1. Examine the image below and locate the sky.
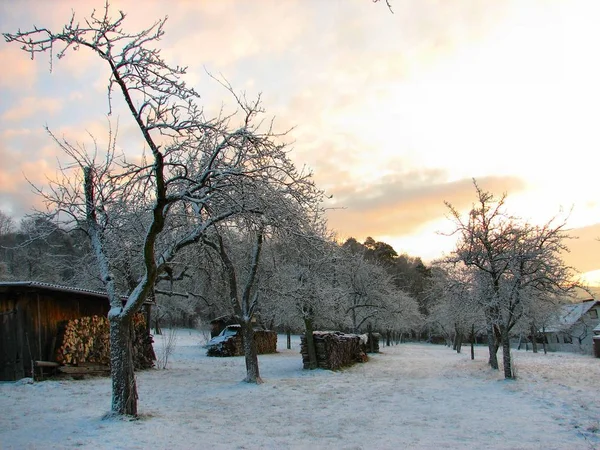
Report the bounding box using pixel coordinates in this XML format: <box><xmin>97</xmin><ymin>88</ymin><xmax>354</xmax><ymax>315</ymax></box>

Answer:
<box><xmin>1</xmin><ymin>0</ymin><xmax>600</xmax><ymax>284</ymax></box>
<box><xmin>2</xmin><ymin>329</ymin><xmax>600</xmax><ymax>448</ymax></box>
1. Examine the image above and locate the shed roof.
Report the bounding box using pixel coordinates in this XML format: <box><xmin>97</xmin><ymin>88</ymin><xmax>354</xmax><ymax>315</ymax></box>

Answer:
<box><xmin>0</xmin><ymin>281</ymin><xmax>154</xmax><ymax>304</ymax></box>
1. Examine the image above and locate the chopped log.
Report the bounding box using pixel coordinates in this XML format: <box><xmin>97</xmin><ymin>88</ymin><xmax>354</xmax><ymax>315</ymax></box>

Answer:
<box><xmin>34</xmin><ymin>361</ymin><xmax>61</xmax><ymax>368</ymax></box>
<box><xmin>58</xmin><ymin>364</ymin><xmax>110</xmax><ymax>376</ymax></box>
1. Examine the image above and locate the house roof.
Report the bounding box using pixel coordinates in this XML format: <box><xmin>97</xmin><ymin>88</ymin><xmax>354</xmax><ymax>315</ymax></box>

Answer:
<box><xmin>545</xmin><ymin>299</ymin><xmax>599</xmax><ymax>333</ymax></box>
<box><xmin>0</xmin><ymin>281</ymin><xmax>154</xmax><ymax>304</ymax></box>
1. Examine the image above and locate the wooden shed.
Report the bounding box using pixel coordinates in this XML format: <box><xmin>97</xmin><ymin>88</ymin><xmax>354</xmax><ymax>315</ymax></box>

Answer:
<box><xmin>0</xmin><ymin>281</ymin><xmax>153</xmax><ymax>381</ymax></box>
<box><xmin>209</xmin><ymin>315</ymin><xmax>239</xmax><ymax>338</ymax></box>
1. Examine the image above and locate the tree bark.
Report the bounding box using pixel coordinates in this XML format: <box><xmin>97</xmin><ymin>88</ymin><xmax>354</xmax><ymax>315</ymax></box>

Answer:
<box><xmin>454</xmin><ymin>323</ymin><xmax>463</xmax><ymax>353</ymax></box>
<box><xmin>486</xmin><ymin>321</ymin><xmax>500</xmax><ymax>370</ymax></box>
<box><xmin>530</xmin><ymin>323</ymin><xmax>538</xmax><ymax>353</ymax></box>
<box><xmin>240</xmin><ymin>320</ymin><xmax>262</xmax><ymax>384</ymax></box>
<box><xmin>501</xmin><ymin>325</ymin><xmax>513</xmax><ymax>379</ymax></box>
<box><xmin>470</xmin><ymin>324</ymin><xmax>475</xmax><ymax>360</ymax></box>
<box><xmin>286</xmin><ymin>327</ymin><xmax>291</xmax><ymax>350</ymax></box>
<box><xmin>303</xmin><ymin>317</ymin><xmax>317</xmax><ymax>370</ymax></box>
<box><xmin>542</xmin><ymin>325</ymin><xmax>547</xmax><ymax>355</ymax></box>
<box><xmin>108</xmin><ymin>314</ymin><xmax>137</xmax><ymax>417</ymax></box>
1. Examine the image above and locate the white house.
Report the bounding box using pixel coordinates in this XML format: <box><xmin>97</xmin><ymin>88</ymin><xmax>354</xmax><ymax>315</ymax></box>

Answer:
<box><xmin>542</xmin><ymin>299</ymin><xmax>600</xmax><ymax>354</ymax></box>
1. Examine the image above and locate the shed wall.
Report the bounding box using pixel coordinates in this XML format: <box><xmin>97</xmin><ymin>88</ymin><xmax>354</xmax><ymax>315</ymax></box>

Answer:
<box><xmin>0</xmin><ymin>290</ymin><xmax>109</xmax><ymax>380</ymax></box>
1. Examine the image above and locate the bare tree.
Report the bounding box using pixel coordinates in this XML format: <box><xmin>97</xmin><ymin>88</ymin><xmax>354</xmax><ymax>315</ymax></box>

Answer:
<box><xmin>428</xmin><ymin>262</ymin><xmax>486</xmax><ymax>357</ymax></box>
<box><xmin>202</xmin><ymin>225</ymin><xmax>266</xmax><ymax>382</ymax></box>
<box><xmin>267</xmin><ymin>230</ymin><xmax>341</xmax><ymax>369</ymax></box>
<box><xmin>4</xmin><ymin>4</ymin><xmax>321</xmax><ymax>415</ymax></box>
<box><xmin>445</xmin><ymin>180</ymin><xmax>577</xmax><ymax>378</ymax></box>
<box><xmin>373</xmin><ymin>0</ymin><xmax>394</xmax><ymax>13</ymax></box>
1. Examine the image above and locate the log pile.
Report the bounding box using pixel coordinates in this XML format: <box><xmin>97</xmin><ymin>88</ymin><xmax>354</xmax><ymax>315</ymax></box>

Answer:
<box><xmin>55</xmin><ymin>315</ymin><xmax>110</xmax><ymax>366</ymax></box>
<box><xmin>131</xmin><ymin>313</ymin><xmax>156</xmax><ymax>370</ymax></box>
<box><xmin>55</xmin><ymin>313</ymin><xmax>155</xmax><ymax>371</ymax></box>
<box><xmin>206</xmin><ymin>335</ymin><xmax>241</xmax><ymax>357</ymax></box>
<box><xmin>206</xmin><ymin>329</ymin><xmax>277</xmax><ymax>357</ymax></box>
<box><xmin>254</xmin><ymin>330</ymin><xmax>277</xmax><ymax>355</ymax></box>
<box><xmin>300</xmin><ymin>331</ymin><xmax>368</xmax><ymax>370</ymax></box>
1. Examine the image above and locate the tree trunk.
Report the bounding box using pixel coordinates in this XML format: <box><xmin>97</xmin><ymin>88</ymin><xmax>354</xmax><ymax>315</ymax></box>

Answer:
<box><xmin>454</xmin><ymin>323</ymin><xmax>463</xmax><ymax>353</ymax></box>
<box><xmin>530</xmin><ymin>323</ymin><xmax>538</xmax><ymax>353</ymax></box>
<box><xmin>542</xmin><ymin>326</ymin><xmax>547</xmax><ymax>355</ymax></box>
<box><xmin>240</xmin><ymin>321</ymin><xmax>262</xmax><ymax>384</ymax></box>
<box><xmin>486</xmin><ymin>321</ymin><xmax>499</xmax><ymax>370</ymax></box>
<box><xmin>286</xmin><ymin>327</ymin><xmax>291</xmax><ymax>350</ymax></box>
<box><xmin>108</xmin><ymin>314</ymin><xmax>138</xmax><ymax>417</ymax></box>
<box><xmin>303</xmin><ymin>317</ymin><xmax>317</xmax><ymax>370</ymax></box>
<box><xmin>470</xmin><ymin>324</ymin><xmax>475</xmax><ymax>360</ymax></box>
<box><xmin>501</xmin><ymin>326</ymin><xmax>513</xmax><ymax>379</ymax></box>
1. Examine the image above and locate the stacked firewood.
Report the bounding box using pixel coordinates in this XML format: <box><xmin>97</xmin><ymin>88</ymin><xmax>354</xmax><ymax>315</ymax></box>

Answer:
<box><xmin>55</xmin><ymin>313</ymin><xmax>155</xmax><ymax>370</ymax></box>
<box><xmin>206</xmin><ymin>335</ymin><xmax>241</xmax><ymax>357</ymax></box>
<box><xmin>254</xmin><ymin>330</ymin><xmax>277</xmax><ymax>354</ymax></box>
<box><xmin>55</xmin><ymin>315</ymin><xmax>110</xmax><ymax>366</ymax></box>
<box><xmin>131</xmin><ymin>313</ymin><xmax>156</xmax><ymax>369</ymax></box>
<box><xmin>206</xmin><ymin>329</ymin><xmax>277</xmax><ymax>357</ymax></box>
<box><xmin>300</xmin><ymin>331</ymin><xmax>368</xmax><ymax>370</ymax></box>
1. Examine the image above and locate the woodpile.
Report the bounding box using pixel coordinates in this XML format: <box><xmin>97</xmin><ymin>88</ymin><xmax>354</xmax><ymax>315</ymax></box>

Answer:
<box><xmin>206</xmin><ymin>334</ymin><xmax>241</xmax><ymax>357</ymax></box>
<box><xmin>206</xmin><ymin>329</ymin><xmax>277</xmax><ymax>357</ymax></box>
<box><xmin>131</xmin><ymin>313</ymin><xmax>156</xmax><ymax>370</ymax></box>
<box><xmin>55</xmin><ymin>315</ymin><xmax>110</xmax><ymax>366</ymax></box>
<box><xmin>254</xmin><ymin>330</ymin><xmax>277</xmax><ymax>355</ymax></box>
<box><xmin>55</xmin><ymin>313</ymin><xmax>155</xmax><ymax>371</ymax></box>
<box><xmin>300</xmin><ymin>331</ymin><xmax>368</xmax><ymax>370</ymax></box>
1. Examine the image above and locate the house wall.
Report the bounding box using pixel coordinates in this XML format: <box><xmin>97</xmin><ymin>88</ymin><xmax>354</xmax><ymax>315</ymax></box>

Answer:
<box><xmin>544</xmin><ymin>306</ymin><xmax>600</xmax><ymax>354</ymax></box>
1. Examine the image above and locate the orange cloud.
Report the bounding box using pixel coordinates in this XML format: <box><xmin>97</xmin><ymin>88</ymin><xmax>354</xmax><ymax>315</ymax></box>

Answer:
<box><xmin>325</xmin><ymin>175</ymin><xmax>527</xmax><ymax>239</ymax></box>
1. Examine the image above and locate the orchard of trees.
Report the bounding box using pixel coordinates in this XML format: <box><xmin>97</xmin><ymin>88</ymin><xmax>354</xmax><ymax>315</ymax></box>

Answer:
<box><xmin>1</xmin><ymin>3</ymin><xmax>580</xmax><ymax>418</ymax></box>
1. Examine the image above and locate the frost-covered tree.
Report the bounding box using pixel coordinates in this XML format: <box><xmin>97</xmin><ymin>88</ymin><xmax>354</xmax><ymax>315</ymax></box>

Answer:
<box><xmin>427</xmin><ymin>263</ymin><xmax>486</xmax><ymax>358</ymax></box>
<box><xmin>445</xmin><ymin>180</ymin><xmax>577</xmax><ymax>378</ymax></box>
<box><xmin>0</xmin><ymin>211</ymin><xmax>14</xmax><ymax>237</ymax></box>
<box><xmin>261</xmin><ymin>222</ymin><xmax>339</xmax><ymax>369</ymax></box>
<box><xmin>4</xmin><ymin>4</ymin><xmax>321</xmax><ymax>415</ymax></box>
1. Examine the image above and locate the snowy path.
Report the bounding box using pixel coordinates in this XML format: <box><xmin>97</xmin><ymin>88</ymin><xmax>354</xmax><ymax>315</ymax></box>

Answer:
<box><xmin>1</xmin><ymin>330</ymin><xmax>599</xmax><ymax>449</ymax></box>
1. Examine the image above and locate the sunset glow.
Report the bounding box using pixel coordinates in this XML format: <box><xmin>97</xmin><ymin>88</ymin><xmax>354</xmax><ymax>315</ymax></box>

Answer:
<box><xmin>1</xmin><ymin>0</ymin><xmax>599</xmax><ymax>283</ymax></box>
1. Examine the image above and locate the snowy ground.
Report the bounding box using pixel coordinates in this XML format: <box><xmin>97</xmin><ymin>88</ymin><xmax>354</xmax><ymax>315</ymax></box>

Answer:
<box><xmin>2</xmin><ymin>329</ymin><xmax>600</xmax><ymax>450</ymax></box>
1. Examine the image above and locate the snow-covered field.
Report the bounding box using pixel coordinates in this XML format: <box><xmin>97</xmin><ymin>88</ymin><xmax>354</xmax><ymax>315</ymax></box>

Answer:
<box><xmin>2</xmin><ymin>329</ymin><xmax>600</xmax><ymax>450</ymax></box>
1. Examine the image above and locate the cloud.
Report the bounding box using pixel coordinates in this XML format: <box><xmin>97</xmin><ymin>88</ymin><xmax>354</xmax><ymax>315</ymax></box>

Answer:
<box><xmin>0</xmin><ymin>46</ymin><xmax>38</xmax><ymax>89</ymax></box>
<box><xmin>0</xmin><ymin>131</ymin><xmax>54</xmax><ymax>218</ymax></box>
<box><xmin>325</xmin><ymin>175</ymin><xmax>527</xmax><ymax>239</ymax></box>
<box><xmin>2</xmin><ymin>97</ymin><xmax>64</xmax><ymax>122</ymax></box>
